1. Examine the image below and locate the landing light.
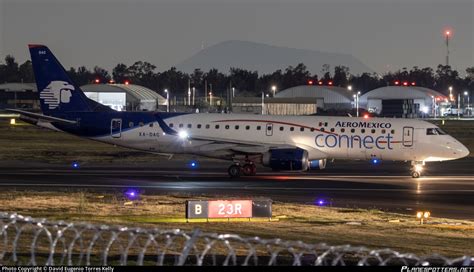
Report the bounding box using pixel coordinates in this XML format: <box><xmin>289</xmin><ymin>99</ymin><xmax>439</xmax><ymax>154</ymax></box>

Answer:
<box><xmin>363</xmin><ymin>114</ymin><xmax>369</xmax><ymax>119</ymax></box>
<box><xmin>178</xmin><ymin>130</ymin><xmax>189</xmax><ymax>139</ymax></box>
<box><xmin>414</xmin><ymin>165</ymin><xmax>423</xmax><ymax>172</ymax></box>
<box><xmin>10</xmin><ymin>118</ymin><xmax>16</xmax><ymax>125</ymax></box>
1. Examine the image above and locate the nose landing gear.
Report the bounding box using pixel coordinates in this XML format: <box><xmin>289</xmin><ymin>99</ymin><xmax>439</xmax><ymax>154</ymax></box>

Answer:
<box><xmin>411</xmin><ymin>161</ymin><xmax>424</xmax><ymax>178</ymax></box>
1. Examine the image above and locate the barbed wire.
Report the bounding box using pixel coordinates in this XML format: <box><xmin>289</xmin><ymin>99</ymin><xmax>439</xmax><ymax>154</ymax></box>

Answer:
<box><xmin>0</xmin><ymin>212</ymin><xmax>472</xmax><ymax>266</ymax></box>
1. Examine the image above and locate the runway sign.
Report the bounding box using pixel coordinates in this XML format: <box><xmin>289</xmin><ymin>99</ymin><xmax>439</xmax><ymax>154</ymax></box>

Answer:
<box><xmin>186</xmin><ymin>199</ymin><xmax>272</xmax><ymax>219</ymax></box>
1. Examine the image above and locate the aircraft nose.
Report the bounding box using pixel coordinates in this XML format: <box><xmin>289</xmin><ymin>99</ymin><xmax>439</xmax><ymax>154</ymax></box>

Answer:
<box><xmin>458</xmin><ymin>143</ymin><xmax>470</xmax><ymax>159</ymax></box>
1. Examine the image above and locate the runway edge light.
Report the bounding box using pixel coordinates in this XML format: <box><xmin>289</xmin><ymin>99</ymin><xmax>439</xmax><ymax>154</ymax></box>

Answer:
<box><xmin>416</xmin><ymin>211</ymin><xmax>431</xmax><ymax>225</ymax></box>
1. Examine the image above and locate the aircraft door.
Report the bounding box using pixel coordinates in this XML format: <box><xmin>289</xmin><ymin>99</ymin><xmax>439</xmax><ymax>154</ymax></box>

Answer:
<box><xmin>266</xmin><ymin>123</ymin><xmax>273</xmax><ymax>136</ymax></box>
<box><xmin>402</xmin><ymin>126</ymin><xmax>414</xmax><ymax>147</ymax></box>
<box><xmin>111</xmin><ymin>119</ymin><xmax>122</xmax><ymax>138</ymax></box>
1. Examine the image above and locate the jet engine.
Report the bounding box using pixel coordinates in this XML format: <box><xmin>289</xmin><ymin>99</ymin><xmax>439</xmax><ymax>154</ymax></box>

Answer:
<box><xmin>308</xmin><ymin>159</ymin><xmax>327</xmax><ymax>170</ymax></box>
<box><xmin>262</xmin><ymin>148</ymin><xmax>309</xmax><ymax>171</ymax></box>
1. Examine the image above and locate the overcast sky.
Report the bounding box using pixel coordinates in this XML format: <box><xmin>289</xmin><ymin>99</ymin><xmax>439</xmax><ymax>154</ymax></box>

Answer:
<box><xmin>1</xmin><ymin>0</ymin><xmax>472</xmax><ymax>75</ymax></box>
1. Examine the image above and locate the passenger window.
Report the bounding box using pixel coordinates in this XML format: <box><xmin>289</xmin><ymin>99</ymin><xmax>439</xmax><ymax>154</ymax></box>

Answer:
<box><xmin>129</xmin><ymin>122</ymin><xmax>134</xmax><ymax>128</ymax></box>
<box><xmin>235</xmin><ymin>125</ymin><xmax>239</xmax><ymax>130</ymax></box>
<box><xmin>215</xmin><ymin>125</ymin><xmax>220</xmax><ymax>129</ymax></box>
<box><xmin>279</xmin><ymin>127</ymin><xmax>284</xmax><ymax>131</ymax></box>
<box><xmin>324</xmin><ymin>122</ymin><xmax>328</xmax><ymax>127</ymax></box>
<box><xmin>267</xmin><ymin>126</ymin><xmax>272</xmax><ymax>131</ymax></box>
<box><xmin>205</xmin><ymin>124</ymin><xmax>210</xmax><ymax>129</ymax></box>
<box><xmin>381</xmin><ymin>129</ymin><xmax>386</xmax><ymax>134</ymax></box>
<box><xmin>371</xmin><ymin>129</ymin><xmax>376</xmax><ymax>134</ymax></box>
<box><xmin>257</xmin><ymin>126</ymin><xmax>261</xmax><ymax>130</ymax></box>
<box><xmin>290</xmin><ymin>127</ymin><xmax>294</xmax><ymax>131</ymax></box>
<box><xmin>225</xmin><ymin>125</ymin><xmax>230</xmax><ymax>129</ymax></box>
<box><xmin>361</xmin><ymin>129</ymin><xmax>366</xmax><ymax>133</ymax></box>
<box><xmin>179</xmin><ymin>124</ymin><xmax>183</xmax><ymax>128</ymax></box>
<box><xmin>318</xmin><ymin>122</ymin><xmax>323</xmax><ymax>127</ymax></box>
<box><xmin>391</xmin><ymin>129</ymin><xmax>395</xmax><ymax>134</ymax></box>
<box><xmin>320</xmin><ymin>128</ymin><xmax>325</xmax><ymax>132</ymax></box>
<box><xmin>197</xmin><ymin>124</ymin><xmax>202</xmax><ymax>129</ymax></box>
<box><xmin>245</xmin><ymin>125</ymin><xmax>250</xmax><ymax>130</ymax></box>
<box><xmin>187</xmin><ymin>124</ymin><xmax>192</xmax><ymax>128</ymax></box>
<box><xmin>310</xmin><ymin>128</ymin><xmax>315</xmax><ymax>132</ymax></box>
<box><xmin>341</xmin><ymin>128</ymin><xmax>345</xmax><ymax>133</ymax></box>
<box><xmin>169</xmin><ymin>123</ymin><xmax>174</xmax><ymax>128</ymax></box>
<box><xmin>330</xmin><ymin>128</ymin><xmax>335</xmax><ymax>132</ymax></box>
<box><xmin>139</xmin><ymin>122</ymin><xmax>144</xmax><ymax>127</ymax></box>
<box><xmin>149</xmin><ymin>123</ymin><xmax>153</xmax><ymax>128</ymax></box>
<box><xmin>300</xmin><ymin>127</ymin><xmax>304</xmax><ymax>132</ymax></box>
<box><xmin>351</xmin><ymin>129</ymin><xmax>355</xmax><ymax>133</ymax></box>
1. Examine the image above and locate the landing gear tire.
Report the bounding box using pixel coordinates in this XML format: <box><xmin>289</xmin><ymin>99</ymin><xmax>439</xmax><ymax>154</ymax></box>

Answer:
<box><xmin>228</xmin><ymin>164</ymin><xmax>241</xmax><ymax>178</ymax></box>
<box><xmin>242</xmin><ymin>163</ymin><xmax>257</xmax><ymax>176</ymax></box>
<box><xmin>411</xmin><ymin>171</ymin><xmax>421</xmax><ymax>178</ymax></box>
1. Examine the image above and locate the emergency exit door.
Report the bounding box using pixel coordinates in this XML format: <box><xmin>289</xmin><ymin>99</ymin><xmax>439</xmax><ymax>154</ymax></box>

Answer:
<box><xmin>266</xmin><ymin>123</ymin><xmax>273</xmax><ymax>136</ymax></box>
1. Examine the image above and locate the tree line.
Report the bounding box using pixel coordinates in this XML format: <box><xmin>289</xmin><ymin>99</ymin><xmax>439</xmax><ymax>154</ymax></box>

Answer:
<box><xmin>1</xmin><ymin>55</ymin><xmax>473</xmax><ymax>98</ymax></box>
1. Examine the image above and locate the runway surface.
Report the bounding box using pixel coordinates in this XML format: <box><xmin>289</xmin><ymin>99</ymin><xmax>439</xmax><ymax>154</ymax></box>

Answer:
<box><xmin>0</xmin><ymin>158</ymin><xmax>473</xmax><ymax>220</ymax></box>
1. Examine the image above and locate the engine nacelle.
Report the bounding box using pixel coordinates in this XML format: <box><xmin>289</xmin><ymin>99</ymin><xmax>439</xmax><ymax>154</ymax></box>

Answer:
<box><xmin>262</xmin><ymin>148</ymin><xmax>309</xmax><ymax>171</ymax></box>
<box><xmin>308</xmin><ymin>159</ymin><xmax>327</xmax><ymax>170</ymax></box>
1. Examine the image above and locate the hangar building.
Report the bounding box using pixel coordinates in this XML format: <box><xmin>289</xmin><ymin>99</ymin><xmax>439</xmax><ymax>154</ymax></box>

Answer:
<box><xmin>275</xmin><ymin>85</ymin><xmax>354</xmax><ymax>112</ymax></box>
<box><xmin>81</xmin><ymin>84</ymin><xmax>166</xmax><ymax>111</ymax></box>
<box><xmin>0</xmin><ymin>83</ymin><xmax>39</xmax><ymax>110</ymax></box>
<box><xmin>359</xmin><ymin>86</ymin><xmax>447</xmax><ymax>118</ymax></box>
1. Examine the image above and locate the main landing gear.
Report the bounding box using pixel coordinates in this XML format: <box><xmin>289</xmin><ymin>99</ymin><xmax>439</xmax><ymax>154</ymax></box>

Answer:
<box><xmin>411</xmin><ymin>161</ymin><xmax>424</xmax><ymax>178</ymax></box>
<box><xmin>228</xmin><ymin>161</ymin><xmax>257</xmax><ymax>178</ymax></box>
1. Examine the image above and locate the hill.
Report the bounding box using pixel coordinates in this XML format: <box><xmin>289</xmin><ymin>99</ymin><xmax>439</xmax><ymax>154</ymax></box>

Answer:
<box><xmin>176</xmin><ymin>40</ymin><xmax>374</xmax><ymax>75</ymax></box>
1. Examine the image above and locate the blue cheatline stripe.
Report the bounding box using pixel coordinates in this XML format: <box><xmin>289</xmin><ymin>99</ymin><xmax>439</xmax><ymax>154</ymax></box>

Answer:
<box><xmin>51</xmin><ymin>111</ymin><xmax>186</xmax><ymax>138</ymax></box>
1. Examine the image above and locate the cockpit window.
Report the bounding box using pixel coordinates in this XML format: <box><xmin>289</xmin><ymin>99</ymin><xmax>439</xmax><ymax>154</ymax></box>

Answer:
<box><xmin>427</xmin><ymin>128</ymin><xmax>447</xmax><ymax>135</ymax></box>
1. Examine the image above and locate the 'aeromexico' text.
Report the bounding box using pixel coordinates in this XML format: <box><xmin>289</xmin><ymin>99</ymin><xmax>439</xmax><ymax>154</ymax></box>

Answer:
<box><xmin>335</xmin><ymin>121</ymin><xmax>392</xmax><ymax>129</ymax></box>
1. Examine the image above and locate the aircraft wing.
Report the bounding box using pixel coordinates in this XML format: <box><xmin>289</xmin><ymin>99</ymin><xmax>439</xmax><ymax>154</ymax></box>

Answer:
<box><xmin>6</xmin><ymin>109</ymin><xmax>77</xmax><ymax>125</ymax></box>
<box><xmin>188</xmin><ymin>135</ymin><xmax>327</xmax><ymax>158</ymax></box>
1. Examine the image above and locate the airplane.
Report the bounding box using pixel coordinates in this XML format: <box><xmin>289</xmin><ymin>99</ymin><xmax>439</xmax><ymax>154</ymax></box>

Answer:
<box><xmin>9</xmin><ymin>45</ymin><xmax>470</xmax><ymax>178</ymax></box>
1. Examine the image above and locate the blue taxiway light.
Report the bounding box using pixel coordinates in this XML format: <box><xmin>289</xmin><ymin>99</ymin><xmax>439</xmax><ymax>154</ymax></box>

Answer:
<box><xmin>124</xmin><ymin>189</ymin><xmax>140</xmax><ymax>200</ymax></box>
<box><xmin>72</xmin><ymin>162</ymin><xmax>80</xmax><ymax>169</ymax></box>
<box><xmin>188</xmin><ymin>160</ymin><xmax>199</xmax><ymax>169</ymax></box>
<box><xmin>316</xmin><ymin>199</ymin><xmax>326</xmax><ymax>206</ymax></box>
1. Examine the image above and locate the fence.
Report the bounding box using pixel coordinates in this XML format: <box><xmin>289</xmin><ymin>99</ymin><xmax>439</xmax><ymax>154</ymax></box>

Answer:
<box><xmin>0</xmin><ymin>212</ymin><xmax>472</xmax><ymax>266</ymax></box>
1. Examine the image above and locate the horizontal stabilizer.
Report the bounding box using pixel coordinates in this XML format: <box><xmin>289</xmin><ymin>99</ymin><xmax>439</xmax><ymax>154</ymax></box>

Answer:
<box><xmin>6</xmin><ymin>109</ymin><xmax>77</xmax><ymax>125</ymax></box>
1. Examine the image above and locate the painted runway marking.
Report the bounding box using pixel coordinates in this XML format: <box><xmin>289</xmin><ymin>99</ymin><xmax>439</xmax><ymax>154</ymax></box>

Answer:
<box><xmin>0</xmin><ymin>183</ymin><xmax>473</xmax><ymax>193</ymax></box>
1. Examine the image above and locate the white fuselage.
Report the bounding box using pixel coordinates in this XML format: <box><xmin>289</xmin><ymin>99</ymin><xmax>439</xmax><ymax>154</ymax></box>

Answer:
<box><xmin>91</xmin><ymin>114</ymin><xmax>469</xmax><ymax>163</ymax></box>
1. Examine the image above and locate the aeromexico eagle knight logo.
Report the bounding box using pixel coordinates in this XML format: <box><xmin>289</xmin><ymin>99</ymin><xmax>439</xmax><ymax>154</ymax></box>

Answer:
<box><xmin>39</xmin><ymin>81</ymin><xmax>74</xmax><ymax>109</ymax></box>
